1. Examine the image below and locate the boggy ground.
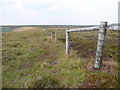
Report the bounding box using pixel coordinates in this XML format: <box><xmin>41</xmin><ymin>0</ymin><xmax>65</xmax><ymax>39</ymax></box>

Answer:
<box><xmin>2</xmin><ymin>27</ymin><xmax>119</xmax><ymax>88</ymax></box>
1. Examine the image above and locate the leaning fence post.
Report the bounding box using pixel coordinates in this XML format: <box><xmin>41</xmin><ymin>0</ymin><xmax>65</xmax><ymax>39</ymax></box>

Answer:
<box><xmin>94</xmin><ymin>21</ymin><xmax>107</xmax><ymax>69</ymax></box>
<box><xmin>66</xmin><ymin>29</ymin><xmax>70</xmax><ymax>55</ymax></box>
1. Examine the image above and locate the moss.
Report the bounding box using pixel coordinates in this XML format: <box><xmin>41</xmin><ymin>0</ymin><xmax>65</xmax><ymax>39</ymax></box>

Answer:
<box><xmin>29</xmin><ymin>75</ymin><xmax>59</xmax><ymax>88</ymax></box>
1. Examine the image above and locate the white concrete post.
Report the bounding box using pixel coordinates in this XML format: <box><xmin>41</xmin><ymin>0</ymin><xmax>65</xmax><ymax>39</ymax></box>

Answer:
<box><xmin>94</xmin><ymin>21</ymin><xmax>107</xmax><ymax>69</ymax></box>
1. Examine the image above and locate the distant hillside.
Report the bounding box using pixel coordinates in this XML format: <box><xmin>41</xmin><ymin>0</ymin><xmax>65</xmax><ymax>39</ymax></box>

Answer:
<box><xmin>1</xmin><ymin>26</ymin><xmax>23</xmax><ymax>32</ymax></box>
<box><xmin>1</xmin><ymin>23</ymin><xmax>119</xmax><ymax>32</ymax></box>
<box><xmin>1</xmin><ymin>23</ymin><xmax>120</xmax><ymax>32</ymax></box>
<box><xmin>1</xmin><ymin>25</ymin><xmax>96</xmax><ymax>32</ymax></box>
<box><xmin>108</xmin><ymin>23</ymin><xmax>120</xmax><ymax>31</ymax></box>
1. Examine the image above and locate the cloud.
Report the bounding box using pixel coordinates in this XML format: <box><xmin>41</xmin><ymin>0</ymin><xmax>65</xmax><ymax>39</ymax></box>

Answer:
<box><xmin>0</xmin><ymin>0</ymin><xmax>119</xmax><ymax>25</ymax></box>
<box><xmin>0</xmin><ymin>0</ymin><xmax>49</xmax><ymax>3</ymax></box>
<box><xmin>47</xmin><ymin>5</ymin><xmax>60</xmax><ymax>11</ymax></box>
<box><xmin>13</xmin><ymin>3</ymin><xmax>38</xmax><ymax>16</ymax></box>
<box><xmin>0</xmin><ymin>7</ymin><xmax>2</xmax><ymax>24</ymax></box>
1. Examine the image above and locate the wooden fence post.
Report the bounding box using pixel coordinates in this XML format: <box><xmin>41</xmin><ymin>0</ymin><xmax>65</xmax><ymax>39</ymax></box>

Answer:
<box><xmin>66</xmin><ymin>29</ymin><xmax>70</xmax><ymax>55</ymax></box>
<box><xmin>94</xmin><ymin>21</ymin><xmax>107</xmax><ymax>69</ymax></box>
<box><xmin>55</xmin><ymin>31</ymin><xmax>57</xmax><ymax>41</ymax></box>
<box><xmin>50</xmin><ymin>32</ymin><xmax>53</xmax><ymax>38</ymax></box>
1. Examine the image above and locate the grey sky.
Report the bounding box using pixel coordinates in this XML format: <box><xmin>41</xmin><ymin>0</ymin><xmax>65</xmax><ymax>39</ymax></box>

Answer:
<box><xmin>0</xmin><ymin>0</ymin><xmax>119</xmax><ymax>25</ymax></box>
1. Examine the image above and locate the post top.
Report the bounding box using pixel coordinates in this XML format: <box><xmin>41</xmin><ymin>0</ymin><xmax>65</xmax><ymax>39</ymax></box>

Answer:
<box><xmin>66</xmin><ymin>29</ymin><xmax>69</xmax><ymax>30</ymax></box>
<box><xmin>100</xmin><ymin>21</ymin><xmax>107</xmax><ymax>27</ymax></box>
<box><xmin>101</xmin><ymin>21</ymin><xmax>107</xmax><ymax>23</ymax></box>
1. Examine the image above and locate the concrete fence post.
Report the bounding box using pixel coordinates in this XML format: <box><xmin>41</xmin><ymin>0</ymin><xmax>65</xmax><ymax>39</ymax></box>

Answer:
<box><xmin>94</xmin><ymin>21</ymin><xmax>107</xmax><ymax>69</ymax></box>
<box><xmin>66</xmin><ymin>29</ymin><xmax>70</xmax><ymax>55</ymax></box>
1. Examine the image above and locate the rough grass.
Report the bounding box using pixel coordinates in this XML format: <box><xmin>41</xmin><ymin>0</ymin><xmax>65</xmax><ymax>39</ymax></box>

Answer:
<box><xmin>2</xmin><ymin>28</ymin><xmax>119</xmax><ymax>88</ymax></box>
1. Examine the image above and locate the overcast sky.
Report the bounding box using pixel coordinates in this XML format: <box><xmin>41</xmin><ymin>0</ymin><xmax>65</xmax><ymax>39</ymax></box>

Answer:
<box><xmin>0</xmin><ymin>0</ymin><xmax>119</xmax><ymax>25</ymax></box>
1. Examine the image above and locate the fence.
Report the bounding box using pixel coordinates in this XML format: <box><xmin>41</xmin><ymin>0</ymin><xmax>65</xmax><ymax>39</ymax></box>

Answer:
<box><xmin>66</xmin><ymin>21</ymin><xmax>120</xmax><ymax>69</ymax></box>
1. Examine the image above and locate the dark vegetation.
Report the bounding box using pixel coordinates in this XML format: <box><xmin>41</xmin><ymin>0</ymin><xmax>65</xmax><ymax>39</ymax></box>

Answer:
<box><xmin>2</xmin><ymin>26</ymin><xmax>119</xmax><ymax>88</ymax></box>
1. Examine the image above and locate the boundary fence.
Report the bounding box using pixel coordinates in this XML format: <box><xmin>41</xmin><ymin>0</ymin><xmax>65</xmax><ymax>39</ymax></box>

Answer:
<box><xmin>66</xmin><ymin>21</ymin><xmax>120</xmax><ymax>69</ymax></box>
